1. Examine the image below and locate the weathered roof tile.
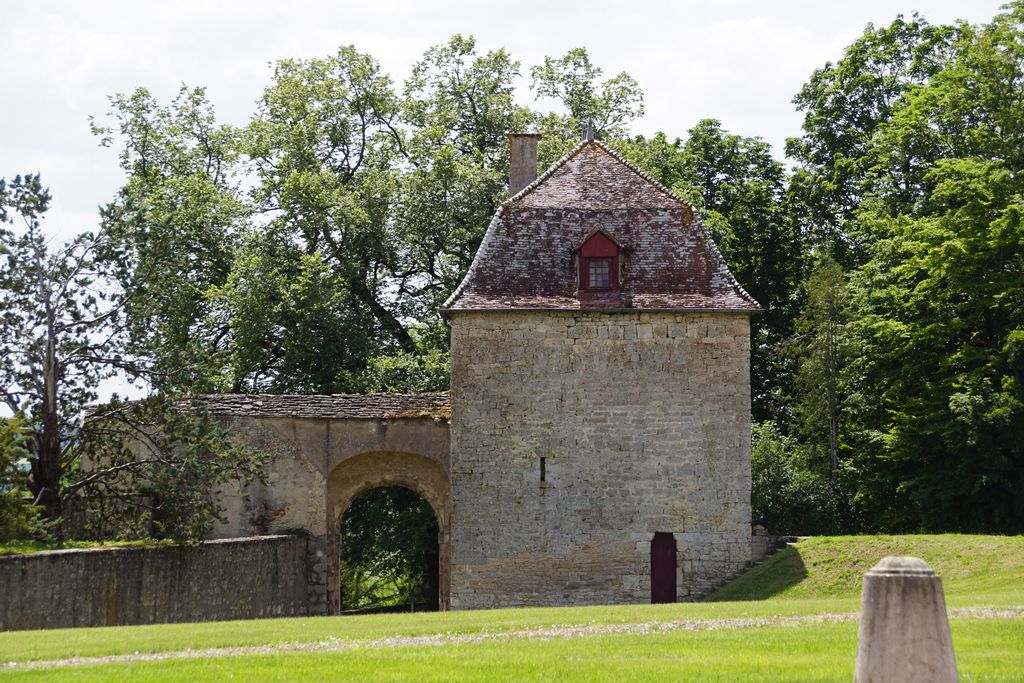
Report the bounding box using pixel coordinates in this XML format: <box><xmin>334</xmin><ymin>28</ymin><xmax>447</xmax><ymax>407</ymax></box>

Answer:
<box><xmin>194</xmin><ymin>392</ymin><xmax>451</xmax><ymax>420</ymax></box>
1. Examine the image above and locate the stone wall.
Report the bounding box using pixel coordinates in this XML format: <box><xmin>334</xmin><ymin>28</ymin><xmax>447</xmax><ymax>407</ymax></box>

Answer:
<box><xmin>449</xmin><ymin>310</ymin><xmax>752</xmax><ymax>608</ymax></box>
<box><xmin>751</xmin><ymin>534</ymin><xmax>793</xmax><ymax>564</ymax></box>
<box><xmin>210</xmin><ymin>415</ymin><xmax>449</xmax><ymax>540</ymax></box>
<box><xmin>207</xmin><ymin>413</ymin><xmax>450</xmax><ymax>612</ymax></box>
<box><xmin>0</xmin><ymin>535</ymin><xmax>313</xmax><ymax>631</ymax></box>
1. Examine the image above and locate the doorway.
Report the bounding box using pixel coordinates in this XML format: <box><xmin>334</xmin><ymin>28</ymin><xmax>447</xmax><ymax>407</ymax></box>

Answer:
<box><xmin>339</xmin><ymin>486</ymin><xmax>440</xmax><ymax>612</ymax></box>
<box><xmin>651</xmin><ymin>532</ymin><xmax>677</xmax><ymax>603</ymax></box>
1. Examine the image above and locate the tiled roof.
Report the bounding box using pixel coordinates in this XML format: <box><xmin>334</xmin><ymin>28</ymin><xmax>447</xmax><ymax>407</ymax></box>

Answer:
<box><xmin>443</xmin><ymin>140</ymin><xmax>759</xmax><ymax>313</ymax></box>
<box><xmin>193</xmin><ymin>392</ymin><xmax>451</xmax><ymax>420</ymax></box>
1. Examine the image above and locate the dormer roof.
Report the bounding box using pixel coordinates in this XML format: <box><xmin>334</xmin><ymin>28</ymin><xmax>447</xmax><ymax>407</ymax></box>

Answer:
<box><xmin>573</xmin><ymin>227</ymin><xmax>625</xmax><ymax>253</ymax></box>
<box><xmin>442</xmin><ymin>140</ymin><xmax>759</xmax><ymax>313</ymax></box>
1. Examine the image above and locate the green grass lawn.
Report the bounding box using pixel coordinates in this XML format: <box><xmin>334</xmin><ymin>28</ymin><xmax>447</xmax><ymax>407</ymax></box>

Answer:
<box><xmin>708</xmin><ymin>534</ymin><xmax>1024</xmax><ymax>605</ymax></box>
<box><xmin>1</xmin><ymin>534</ymin><xmax>1021</xmax><ymax>682</ymax></box>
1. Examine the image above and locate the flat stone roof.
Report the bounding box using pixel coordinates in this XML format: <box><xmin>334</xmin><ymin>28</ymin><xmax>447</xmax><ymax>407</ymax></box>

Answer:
<box><xmin>195</xmin><ymin>391</ymin><xmax>451</xmax><ymax>420</ymax></box>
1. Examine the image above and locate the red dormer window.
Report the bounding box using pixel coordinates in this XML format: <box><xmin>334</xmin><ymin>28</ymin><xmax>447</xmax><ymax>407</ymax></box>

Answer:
<box><xmin>578</xmin><ymin>230</ymin><xmax>620</xmax><ymax>291</ymax></box>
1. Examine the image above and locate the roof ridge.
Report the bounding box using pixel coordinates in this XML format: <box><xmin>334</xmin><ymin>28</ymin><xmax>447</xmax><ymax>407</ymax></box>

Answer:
<box><xmin>442</xmin><ymin>138</ymin><xmax>761</xmax><ymax>313</ymax></box>
<box><xmin>588</xmin><ymin>140</ymin><xmax>690</xmax><ymax>207</ymax></box>
<box><xmin>505</xmin><ymin>139</ymin><xmax>689</xmax><ymax>209</ymax></box>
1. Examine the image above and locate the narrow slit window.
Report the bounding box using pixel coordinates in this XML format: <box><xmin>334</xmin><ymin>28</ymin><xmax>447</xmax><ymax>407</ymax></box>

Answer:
<box><xmin>540</xmin><ymin>457</ymin><xmax>546</xmax><ymax>482</ymax></box>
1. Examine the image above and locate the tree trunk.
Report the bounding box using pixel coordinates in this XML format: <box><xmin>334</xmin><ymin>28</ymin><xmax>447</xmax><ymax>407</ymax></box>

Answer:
<box><xmin>349</xmin><ymin>279</ymin><xmax>416</xmax><ymax>354</ymax></box>
<box><xmin>33</xmin><ymin>278</ymin><xmax>63</xmax><ymax>523</ymax></box>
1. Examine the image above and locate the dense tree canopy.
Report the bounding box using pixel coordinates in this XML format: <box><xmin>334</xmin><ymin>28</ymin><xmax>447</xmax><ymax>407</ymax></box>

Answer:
<box><xmin>844</xmin><ymin>6</ymin><xmax>1024</xmax><ymax>531</ymax></box>
<box><xmin>786</xmin><ymin>13</ymin><xmax>960</xmax><ymax>264</ymax></box>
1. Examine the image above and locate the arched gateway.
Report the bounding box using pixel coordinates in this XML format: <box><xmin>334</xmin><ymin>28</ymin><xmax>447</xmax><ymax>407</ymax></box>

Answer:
<box><xmin>200</xmin><ymin>393</ymin><xmax>451</xmax><ymax>612</ymax></box>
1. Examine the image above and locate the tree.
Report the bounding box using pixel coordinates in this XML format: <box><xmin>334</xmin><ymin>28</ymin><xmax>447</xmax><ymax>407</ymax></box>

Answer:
<box><xmin>0</xmin><ymin>174</ymin><xmax>265</xmax><ymax>538</ymax></box>
<box><xmin>751</xmin><ymin>421</ymin><xmax>842</xmax><ymax>535</ymax></box>
<box><xmin>398</xmin><ymin>35</ymin><xmax>533</xmax><ymax>320</ymax></box>
<box><xmin>249</xmin><ymin>46</ymin><xmax>406</xmax><ymax>347</ymax></box>
<box><xmin>0</xmin><ymin>173</ymin><xmax>118</xmax><ymax>521</ymax></box>
<box><xmin>92</xmin><ymin>86</ymin><xmax>248</xmax><ymax>393</ymax></box>
<box><xmin>531</xmin><ymin>47</ymin><xmax>644</xmax><ymax>163</ymax></box>
<box><xmin>843</xmin><ymin>3</ymin><xmax>1024</xmax><ymax>532</ymax></box>
<box><xmin>789</xmin><ymin>255</ymin><xmax>851</xmax><ymax>476</ymax></box>
<box><xmin>0</xmin><ymin>415</ymin><xmax>47</xmax><ymax>540</ymax></box>
<box><xmin>786</xmin><ymin>14</ymin><xmax>960</xmax><ymax>263</ymax></box>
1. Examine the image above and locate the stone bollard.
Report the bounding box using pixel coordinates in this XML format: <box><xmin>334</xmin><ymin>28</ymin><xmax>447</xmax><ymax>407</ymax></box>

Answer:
<box><xmin>854</xmin><ymin>556</ymin><xmax>958</xmax><ymax>683</ymax></box>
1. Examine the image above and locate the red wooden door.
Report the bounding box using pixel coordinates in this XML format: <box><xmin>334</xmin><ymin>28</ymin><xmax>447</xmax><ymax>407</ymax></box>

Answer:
<box><xmin>651</xmin><ymin>532</ymin><xmax>677</xmax><ymax>603</ymax></box>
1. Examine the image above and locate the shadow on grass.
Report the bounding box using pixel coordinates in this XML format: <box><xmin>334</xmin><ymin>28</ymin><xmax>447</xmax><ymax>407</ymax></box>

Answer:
<box><xmin>704</xmin><ymin>547</ymin><xmax>809</xmax><ymax>601</ymax></box>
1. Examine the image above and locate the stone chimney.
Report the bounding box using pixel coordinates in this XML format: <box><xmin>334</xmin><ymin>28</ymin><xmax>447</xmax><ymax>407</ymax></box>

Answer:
<box><xmin>508</xmin><ymin>133</ymin><xmax>541</xmax><ymax>196</ymax></box>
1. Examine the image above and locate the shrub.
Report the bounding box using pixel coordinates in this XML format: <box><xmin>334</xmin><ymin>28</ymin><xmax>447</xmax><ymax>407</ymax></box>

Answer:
<box><xmin>751</xmin><ymin>421</ymin><xmax>844</xmax><ymax>535</ymax></box>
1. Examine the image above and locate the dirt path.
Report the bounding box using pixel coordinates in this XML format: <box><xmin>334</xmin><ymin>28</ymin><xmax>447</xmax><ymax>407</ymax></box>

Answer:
<box><xmin>4</xmin><ymin>606</ymin><xmax>1022</xmax><ymax>671</ymax></box>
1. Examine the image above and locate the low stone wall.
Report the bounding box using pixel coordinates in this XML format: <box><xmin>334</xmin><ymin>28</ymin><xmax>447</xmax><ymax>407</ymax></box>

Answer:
<box><xmin>750</xmin><ymin>534</ymin><xmax>794</xmax><ymax>564</ymax></box>
<box><xmin>0</xmin><ymin>535</ymin><xmax>314</xmax><ymax>631</ymax></box>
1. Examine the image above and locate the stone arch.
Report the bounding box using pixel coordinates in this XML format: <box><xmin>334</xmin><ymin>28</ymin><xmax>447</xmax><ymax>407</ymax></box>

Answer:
<box><xmin>326</xmin><ymin>451</ymin><xmax>450</xmax><ymax>610</ymax></box>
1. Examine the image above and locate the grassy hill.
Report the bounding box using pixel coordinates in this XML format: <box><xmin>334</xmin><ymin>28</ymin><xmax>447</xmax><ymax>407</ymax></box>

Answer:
<box><xmin>707</xmin><ymin>534</ymin><xmax>1024</xmax><ymax>604</ymax></box>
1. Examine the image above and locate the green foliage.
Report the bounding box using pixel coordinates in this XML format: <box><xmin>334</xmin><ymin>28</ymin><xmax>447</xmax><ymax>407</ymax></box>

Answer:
<box><xmin>775</xmin><ymin>3</ymin><xmax>1024</xmax><ymax>534</ymax></box>
<box><xmin>841</xmin><ymin>5</ymin><xmax>1024</xmax><ymax>533</ymax></box>
<box><xmin>398</xmin><ymin>35</ymin><xmax>533</xmax><ymax>319</ymax></box>
<box><xmin>530</xmin><ymin>47</ymin><xmax>644</xmax><ymax>163</ymax></box>
<box><xmin>0</xmin><ymin>174</ymin><xmax>266</xmax><ymax>540</ymax></box>
<box><xmin>70</xmin><ymin>395</ymin><xmax>269</xmax><ymax>542</ymax></box>
<box><xmin>0</xmin><ymin>416</ymin><xmax>47</xmax><ymax>541</ymax></box>
<box><xmin>360</xmin><ymin>327</ymin><xmax>450</xmax><ymax>394</ymax></box>
<box><xmin>751</xmin><ymin>422</ymin><xmax>843</xmax><ymax>535</ymax></box>
<box><xmin>340</xmin><ymin>487</ymin><xmax>439</xmax><ymax>610</ymax></box>
<box><xmin>788</xmin><ymin>255</ymin><xmax>852</xmax><ymax>473</ymax></box>
<box><xmin>210</xmin><ymin>241</ymin><xmax>374</xmax><ymax>393</ymax></box>
<box><xmin>786</xmin><ymin>13</ymin><xmax>960</xmax><ymax>262</ymax></box>
<box><xmin>0</xmin><ymin>172</ymin><xmax>125</xmax><ymax>521</ymax></box>
<box><xmin>92</xmin><ymin>86</ymin><xmax>247</xmax><ymax>393</ymax></box>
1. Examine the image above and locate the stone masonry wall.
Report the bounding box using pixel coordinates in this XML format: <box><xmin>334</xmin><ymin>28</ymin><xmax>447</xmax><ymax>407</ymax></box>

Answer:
<box><xmin>206</xmin><ymin>414</ymin><xmax>450</xmax><ymax>613</ymax></box>
<box><xmin>0</xmin><ymin>535</ymin><xmax>312</xmax><ymax>631</ymax></box>
<box><xmin>210</xmin><ymin>415</ymin><xmax>449</xmax><ymax>541</ymax></box>
<box><xmin>449</xmin><ymin>311</ymin><xmax>752</xmax><ymax>608</ymax></box>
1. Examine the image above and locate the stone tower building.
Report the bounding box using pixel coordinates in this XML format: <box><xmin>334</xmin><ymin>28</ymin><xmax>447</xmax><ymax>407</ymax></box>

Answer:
<box><xmin>443</xmin><ymin>133</ymin><xmax>759</xmax><ymax>607</ymax></box>
<box><xmin>203</xmin><ymin>131</ymin><xmax>758</xmax><ymax>612</ymax></box>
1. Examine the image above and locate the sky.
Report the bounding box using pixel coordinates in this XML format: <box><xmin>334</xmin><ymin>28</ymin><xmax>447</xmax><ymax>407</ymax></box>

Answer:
<box><xmin>0</xmin><ymin>0</ymin><xmax>1006</xmax><ymax>244</ymax></box>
